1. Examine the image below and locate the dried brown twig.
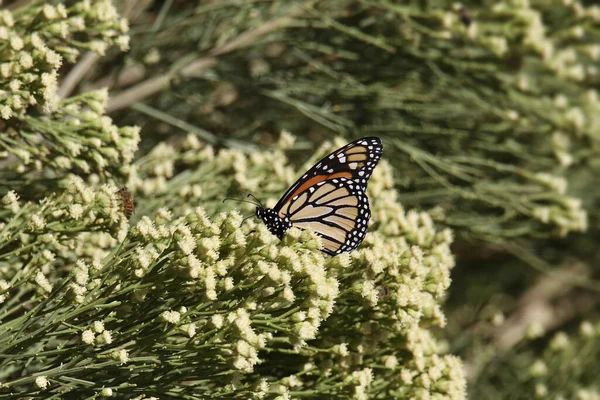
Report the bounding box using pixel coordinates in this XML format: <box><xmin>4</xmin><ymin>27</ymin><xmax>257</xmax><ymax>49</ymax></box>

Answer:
<box><xmin>105</xmin><ymin>3</ymin><xmax>312</xmax><ymax>113</ymax></box>
<box><xmin>494</xmin><ymin>261</ymin><xmax>593</xmax><ymax>351</ymax></box>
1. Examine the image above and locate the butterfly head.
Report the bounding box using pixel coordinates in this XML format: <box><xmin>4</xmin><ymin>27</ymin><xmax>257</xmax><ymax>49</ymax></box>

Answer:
<box><xmin>255</xmin><ymin>207</ymin><xmax>291</xmax><ymax>240</ymax></box>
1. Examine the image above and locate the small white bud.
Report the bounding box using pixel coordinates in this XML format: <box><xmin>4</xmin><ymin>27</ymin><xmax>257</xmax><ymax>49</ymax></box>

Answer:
<box><xmin>82</xmin><ymin>329</ymin><xmax>95</xmax><ymax>344</ymax></box>
<box><xmin>35</xmin><ymin>375</ymin><xmax>49</xmax><ymax>389</ymax></box>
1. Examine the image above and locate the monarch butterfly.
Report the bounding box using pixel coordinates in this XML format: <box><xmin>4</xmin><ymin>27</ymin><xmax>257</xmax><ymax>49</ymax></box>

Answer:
<box><xmin>255</xmin><ymin>137</ymin><xmax>383</xmax><ymax>255</ymax></box>
<box><xmin>116</xmin><ymin>187</ymin><xmax>135</xmax><ymax>219</ymax></box>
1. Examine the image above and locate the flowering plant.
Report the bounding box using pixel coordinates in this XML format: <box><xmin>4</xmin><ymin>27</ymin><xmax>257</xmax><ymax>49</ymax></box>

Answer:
<box><xmin>0</xmin><ymin>3</ymin><xmax>464</xmax><ymax>398</ymax></box>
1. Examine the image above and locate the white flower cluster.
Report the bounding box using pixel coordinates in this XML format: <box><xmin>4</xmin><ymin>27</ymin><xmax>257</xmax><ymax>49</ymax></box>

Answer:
<box><xmin>0</xmin><ymin>2</ymin><xmax>129</xmax><ymax>119</ymax></box>
<box><xmin>84</xmin><ymin>133</ymin><xmax>466</xmax><ymax>398</ymax></box>
<box><xmin>212</xmin><ymin>144</ymin><xmax>464</xmax><ymax>399</ymax></box>
<box><xmin>0</xmin><ymin>2</ymin><xmax>139</xmax><ymax>182</ymax></box>
<box><xmin>531</xmin><ymin>173</ymin><xmax>587</xmax><ymax>236</ymax></box>
<box><xmin>508</xmin><ymin>320</ymin><xmax>600</xmax><ymax>399</ymax></box>
<box><xmin>0</xmin><ymin>181</ymin><xmax>135</xmax><ymax>312</ymax></box>
<box><xmin>0</xmin><ymin>279</ymin><xmax>11</xmax><ymax>304</ymax></box>
<box><xmin>69</xmin><ymin>259</ymin><xmax>90</xmax><ymax>303</ymax></box>
<box><xmin>133</xmin><ymin>133</ymin><xmax>298</xmax><ymax>210</ymax></box>
<box><xmin>436</xmin><ymin>0</ymin><xmax>600</xmax><ymax>184</ymax></box>
<box><xmin>81</xmin><ymin>320</ymin><xmax>113</xmax><ymax>345</ymax></box>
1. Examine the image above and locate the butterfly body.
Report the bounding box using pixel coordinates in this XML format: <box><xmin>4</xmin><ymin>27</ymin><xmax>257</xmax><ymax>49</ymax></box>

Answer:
<box><xmin>256</xmin><ymin>137</ymin><xmax>382</xmax><ymax>255</ymax></box>
<box><xmin>255</xmin><ymin>207</ymin><xmax>291</xmax><ymax>239</ymax></box>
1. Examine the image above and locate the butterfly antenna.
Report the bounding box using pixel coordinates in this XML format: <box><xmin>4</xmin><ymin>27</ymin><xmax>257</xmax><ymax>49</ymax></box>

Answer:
<box><xmin>247</xmin><ymin>193</ymin><xmax>264</xmax><ymax>208</ymax></box>
<box><xmin>238</xmin><ymin>214</ymin><xmax>257</xmax><ymax>235</ymax></box>
<box><xmin>241</xmin><ymin>214</ymin><xmax>255</xmax><ymax>225</ymax></box>
<box><xmin>222</xmin><ymin>197</ymin><xmax>260</xmax><ymax>207</ymax></box>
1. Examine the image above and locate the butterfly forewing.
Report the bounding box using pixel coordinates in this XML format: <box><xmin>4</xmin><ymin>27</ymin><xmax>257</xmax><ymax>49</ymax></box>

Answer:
<box><xmin>273</xmin><ymin>137</ymin><xmax>382</xmax><ymax>213</ymax></box>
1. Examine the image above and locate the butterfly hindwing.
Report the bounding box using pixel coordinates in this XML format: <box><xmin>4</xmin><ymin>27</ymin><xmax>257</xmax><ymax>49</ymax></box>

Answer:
<box><xmin>286</xmin><ymin>177</ymin><xmax>370</xmax><ymax>255</ymax></box>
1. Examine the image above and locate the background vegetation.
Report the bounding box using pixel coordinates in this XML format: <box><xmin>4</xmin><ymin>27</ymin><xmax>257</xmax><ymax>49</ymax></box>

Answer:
<box><xmin>1</xmin><ymin>0</ymin><xmax>599</xmax><ymax>398</ymax></box>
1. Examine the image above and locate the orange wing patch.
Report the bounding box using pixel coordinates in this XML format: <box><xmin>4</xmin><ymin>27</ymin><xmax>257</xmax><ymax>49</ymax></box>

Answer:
<box><xmin>288</xmin><ymin>172</ymin><xmax>352</xmax><ymax>202</ymax></box>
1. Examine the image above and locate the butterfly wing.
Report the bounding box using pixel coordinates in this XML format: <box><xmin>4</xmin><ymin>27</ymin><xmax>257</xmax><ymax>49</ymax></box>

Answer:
<box><xmin>283</xmin><ymin>177</ymin><xmax>370</xmax><ymax>255</ymax></box>
<box><xmin>272</xmin><ymin>137</ymin><xmax>382</xmax><ymax>214</ymax></box>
